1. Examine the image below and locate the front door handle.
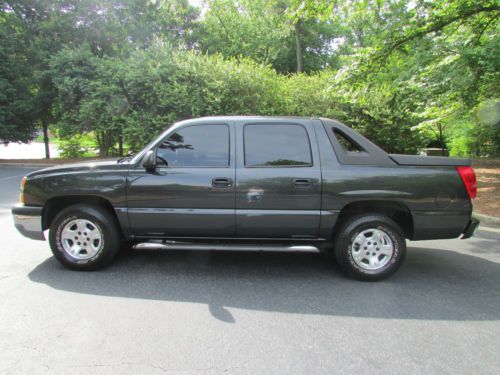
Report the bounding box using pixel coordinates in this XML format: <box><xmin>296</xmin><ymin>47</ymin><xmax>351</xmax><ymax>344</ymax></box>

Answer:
<box><xmin>212</xmin><ymin>177</ymin><xmax>233</xmax><ymax>188</ymax></box>
<box><xmin>293</xmin><ymin>178</ymin><xmax>312</xmax><ymax>187</ymax></box>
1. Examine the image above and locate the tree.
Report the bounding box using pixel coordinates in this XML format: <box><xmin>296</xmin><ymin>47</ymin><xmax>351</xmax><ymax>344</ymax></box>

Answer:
<box><xmin>50</xmin><ymin>47</ymin><xmax>129</xmax><ymax>156</ymax></box>
<box><xmin>285</xmin><ymin>1</ymin><xmax>337</xmax><ymax>72</ymax></box>
<box><xmin>0</xmin><ymin>10</ymin><xmax>35</xmax><ymax>143</ymax></box>
<box><xmin>196</xmin><ymin>0</ymin><xmax>342</xmax><ymax>73</ymax></box>
<box><xmin>336</xmin><ymin>0</ymin><xmax>499</xmax><ymax>156</ymax></box>
<box><xmin>2</xmin><ymin>0</ymin><xmax>499</xmax><ymax>158</ymax></box>
<box><xmin>1</xmin><ymin>0</ymin><xmax>198</xmax><ymax>157</ymax></box>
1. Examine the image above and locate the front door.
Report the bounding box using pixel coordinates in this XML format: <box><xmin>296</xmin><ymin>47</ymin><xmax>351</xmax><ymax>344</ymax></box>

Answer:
<box><xmin>127</xmin><ymin>121</ymin><xmax>235</xmax><ymax>238</ymax></box>
<box><xmin>235</xmin><ymin>120</ymin><xmax>321</xmax><ymax>238</ymax></box>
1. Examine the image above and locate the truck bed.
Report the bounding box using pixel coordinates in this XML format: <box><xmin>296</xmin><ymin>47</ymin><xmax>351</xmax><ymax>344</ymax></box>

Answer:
<box><xmin>389</xmin><ymin>154</ymin><xmax>471</xmax><ymax>167</ymax></box>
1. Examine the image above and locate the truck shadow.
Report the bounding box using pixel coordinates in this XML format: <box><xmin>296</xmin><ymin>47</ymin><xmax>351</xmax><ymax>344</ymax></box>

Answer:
<box><xmin>28</xmin><ymin>247</ymin><xmax>500</xmax><ymax>322</ymax></box>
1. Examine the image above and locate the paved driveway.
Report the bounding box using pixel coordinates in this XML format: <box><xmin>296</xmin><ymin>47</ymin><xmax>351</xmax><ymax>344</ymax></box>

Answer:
<box><xmin>0</xmin><ymin>142</ymin><xmax>59</xmax><ymax>159</ymax></box>
<box><xmin>1</xmin><ymin>165</ymin><xmax>499</xmax><ymax>374</ymax></box>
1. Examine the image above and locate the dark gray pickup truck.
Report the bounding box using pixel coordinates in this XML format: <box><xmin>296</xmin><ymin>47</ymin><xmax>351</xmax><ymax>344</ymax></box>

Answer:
<box><xmin>12</xmin><ymin>116</ymin><xmax>479</xmax><ymax>280</ymax></box>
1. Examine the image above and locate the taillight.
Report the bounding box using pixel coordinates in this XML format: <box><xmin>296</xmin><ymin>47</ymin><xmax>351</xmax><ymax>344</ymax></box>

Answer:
<box><xmin>456</xmin><ymin>166</ymin><xmax>477</xmax><ymax>199</ymax></box>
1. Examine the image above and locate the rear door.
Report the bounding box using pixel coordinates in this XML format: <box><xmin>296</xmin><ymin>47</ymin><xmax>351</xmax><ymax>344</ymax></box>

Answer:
<box><xmin>234</xmin><ymin>119</ymin><xmax>321</xmax><ymax>238</ymax></box>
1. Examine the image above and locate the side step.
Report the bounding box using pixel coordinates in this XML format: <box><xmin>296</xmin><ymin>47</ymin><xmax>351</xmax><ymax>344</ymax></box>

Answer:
<box><xmin>133</xmin><ymin>241</ymin><xmax>320</xmax><ymax>253</ymax></box>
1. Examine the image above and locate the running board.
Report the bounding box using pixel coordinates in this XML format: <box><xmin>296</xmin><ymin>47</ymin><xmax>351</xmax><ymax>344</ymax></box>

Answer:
<box><xmin>133</xmin><ymin>241</ymin><xmax>320</xmax><ymax>253</ymax></box>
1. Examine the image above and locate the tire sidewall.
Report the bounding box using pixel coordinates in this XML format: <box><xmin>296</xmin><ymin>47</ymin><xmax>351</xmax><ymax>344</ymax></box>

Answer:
<box><xmin>346</xmin><ymin>221</ymin><xmax>401</xmax><ymax>276</ymax></box>
<box><xmin>335</xmin><ymin>215</ymin><xmax>406</xmax><ymax>281</ymax></box>
<box><xmin>52</xmin><ymin>213</ymin><xmax>106</xmax><ymax>265</ymax></box>
<box><xmin>49</xmin><ymin>205</ymin><xmax>119</xmax><ymax>270</ymax></box>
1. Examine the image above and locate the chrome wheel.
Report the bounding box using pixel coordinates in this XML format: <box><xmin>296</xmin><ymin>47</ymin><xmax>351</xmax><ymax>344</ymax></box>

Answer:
<box><xmin>350</xmin><ymin>228</ymin><xmax>394</xmax><ymax>271</ymax></box>
<box><xmin>60</xmin><ymin>219</ymin><xmax>103</xmax><ymax>260</ymax></box>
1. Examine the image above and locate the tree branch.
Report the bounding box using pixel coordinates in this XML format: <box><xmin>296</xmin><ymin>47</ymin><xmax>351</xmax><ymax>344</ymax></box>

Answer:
<box><xmin>467</xmin><ymin>15</ymin><xmax>497</xmax><ymax>46</ymax></box>
<box><xmin>379</xmin><ymin>4</ymin><xmax>500</xmax><ymax>60</ymax></box>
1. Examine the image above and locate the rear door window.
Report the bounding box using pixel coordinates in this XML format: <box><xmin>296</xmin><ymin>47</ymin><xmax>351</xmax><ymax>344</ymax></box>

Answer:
<box><xmin>244</xmin><ymin>124</ymin><xmax>312</xmax><ymax>167</ymax></box>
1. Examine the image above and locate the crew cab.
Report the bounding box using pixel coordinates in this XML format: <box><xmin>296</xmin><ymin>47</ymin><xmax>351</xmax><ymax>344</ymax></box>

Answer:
<box><xmin>12</xmin><ymin>117</ymin><xmax>479</xmax><ymax>280</ymax></box>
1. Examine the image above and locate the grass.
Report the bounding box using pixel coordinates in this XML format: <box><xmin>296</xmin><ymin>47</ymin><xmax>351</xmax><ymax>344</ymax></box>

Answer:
<box><xmin>34</xmin><ymin>131</ymin><xmax>97</xmax><ymax>147</ymax></box>
<box><xmin>34</xmin><ymin>133</ymin><xmax>60</xmax><ymax>145</ymax></box>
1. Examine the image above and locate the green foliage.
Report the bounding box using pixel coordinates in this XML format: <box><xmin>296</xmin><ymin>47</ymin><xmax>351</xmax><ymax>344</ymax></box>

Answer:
<box><xmin>49</xmin><ymin>43</ymin><xmax>424</xmax><ymax>153</ymax></box>
<box><xmin>50</xmin><ymin>47</ymin><xmax>128</xmax><ymax>155</ymax></box>
<box><xmin>51</xmin><ymin>45</ymin><xmax>287</xmax><ymax>151</ymax></box>
<box><xmin>1</xmin><ymin>0</ymin><xmax>499</xmax><ymax>157</ymax></box>
<box><xmin>196</xmin><ymin>0</ymin><xmax>342</xmax><ymax>73</ymax></box>
<box><xmin>1</xmin><ymin>0</ymin><xmax>198</xmax><ymax>153</ymax></box>
<box><xmin>0</xmin><ymin>10</ymin><xmax>35</xmax><ymax>142</ymax></box>
<box><xmin>59</xmin><ymin>136</ymin><xmax>92</xmax><ymax>158</ymax></box>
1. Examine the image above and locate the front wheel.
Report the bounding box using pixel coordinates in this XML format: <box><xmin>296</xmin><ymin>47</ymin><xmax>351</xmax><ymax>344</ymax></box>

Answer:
<box><xmin>49</xmin><ymin>204</ymin><xmax>121</xmax><ymax>270</ymax></box>
<box><xmin>334</xmin><ymin>214</ymin><xmax>406</xmax><ymax>281</ymax></box>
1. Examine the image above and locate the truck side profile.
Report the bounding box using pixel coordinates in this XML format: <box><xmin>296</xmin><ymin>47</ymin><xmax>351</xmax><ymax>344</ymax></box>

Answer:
<box><xmin>12</xmin><ymin>117</ymin><xmax>479</xmax><ymax>280</ymax></box>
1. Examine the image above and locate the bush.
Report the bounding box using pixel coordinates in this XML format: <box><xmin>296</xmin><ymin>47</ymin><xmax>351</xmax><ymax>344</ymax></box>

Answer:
<box><xmin>59</xmin><ymin>136</ymin><xmax>92</xmax><ymax>158</ymax></box>
<box><xmin>51</xmin><ymin>44</ymin><xmax>428</xmax><ymax>155</ymax></box>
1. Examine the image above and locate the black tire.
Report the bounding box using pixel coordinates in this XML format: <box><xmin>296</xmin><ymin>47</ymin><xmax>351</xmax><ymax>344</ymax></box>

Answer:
<box><xmin>49</xmin><ymin>204</ymin><xmax>121</xmax><ymax>270</ymax></box>
<box><xmin>333</xmin><ymin>214</ymin><xmax>406</xmax><ymax>281</ymax></box>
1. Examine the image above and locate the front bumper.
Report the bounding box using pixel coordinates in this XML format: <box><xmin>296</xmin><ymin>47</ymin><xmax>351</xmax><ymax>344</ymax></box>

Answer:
<box><xmin>12</xmin><ymin>204</ymin><xmax>45</xmax><ymax>241</ymax></box>
<box><xmin>461</xmin><ymin>217</ymin><xmax>480</xmax><ymax>239</ymax></box>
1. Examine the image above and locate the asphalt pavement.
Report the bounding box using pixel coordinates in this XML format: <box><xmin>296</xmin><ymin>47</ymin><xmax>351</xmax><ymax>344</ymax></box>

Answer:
<box><xmin>1</xmin><ymin>165</ymin><xmax>499</xmax><ymax>374</ymax></box>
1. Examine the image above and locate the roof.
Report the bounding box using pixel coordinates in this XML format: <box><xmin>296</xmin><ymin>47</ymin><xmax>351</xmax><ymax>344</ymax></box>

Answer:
<box><xmin>179</xmin><ymin>115</ymin><xmax>321</xmax><ymax>123</ymax></box>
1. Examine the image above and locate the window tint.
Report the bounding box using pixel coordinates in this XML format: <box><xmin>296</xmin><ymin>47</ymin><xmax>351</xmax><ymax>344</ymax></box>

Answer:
<box><xmin>244</xmin><ymin>124</ymin><xmax>312</xmax><ymax>167</ymax></box>
<box><xmin>333</xmin><ymin>129</ymin><xmax>365</xmax><ymax>152</ymax></box>
<box><xmin>156</xmin><ymin>124</ymin><xmax>229</xmax><ymax>167</ymax></box>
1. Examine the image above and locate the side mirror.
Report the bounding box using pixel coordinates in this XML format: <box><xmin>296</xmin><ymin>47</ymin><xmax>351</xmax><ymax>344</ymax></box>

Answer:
<box><xmin>142</xmin><ymin>150</ymin><xmax>156</xmax><ymax>170</ymax></box>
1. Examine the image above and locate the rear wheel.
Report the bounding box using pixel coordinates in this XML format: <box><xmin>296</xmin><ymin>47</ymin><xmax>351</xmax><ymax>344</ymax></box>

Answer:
<box><xmin>334</xmin><ymin>214</ymin><xmax>406</xmax><ymax>281</ymax></box>
<box><xmin>49</xmin><ymin>204</ymin><xmax>121</xmax><ymax>270</ymax></box>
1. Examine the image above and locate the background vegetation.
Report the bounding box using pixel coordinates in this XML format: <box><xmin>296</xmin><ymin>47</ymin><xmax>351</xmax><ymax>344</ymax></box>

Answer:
<box><xmin>1</xmin><ymin>0</ymin><xmax>499</xmax><ymax>158</ymax></box>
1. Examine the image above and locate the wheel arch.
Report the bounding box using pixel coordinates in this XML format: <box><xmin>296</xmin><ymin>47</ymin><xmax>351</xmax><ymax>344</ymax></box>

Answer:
<box><xmin>334</xmin><ymin>200</ymin><xmax>414</xmax><ymax>240</ymax></box>
<box><xmin>42</xmin><ymin>195</ymin><xmax>123</xmax><ymax>238</ymax></box>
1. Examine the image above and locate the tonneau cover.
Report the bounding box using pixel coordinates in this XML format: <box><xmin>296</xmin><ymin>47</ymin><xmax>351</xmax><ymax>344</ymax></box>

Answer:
<box><xmin>389</xmin><ymin>154</ymin><xmax>471</xmax><ymax>167</ymax></box>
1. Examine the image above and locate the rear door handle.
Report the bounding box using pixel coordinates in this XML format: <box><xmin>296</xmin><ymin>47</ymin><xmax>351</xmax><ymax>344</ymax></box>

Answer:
<box><xmin>212</xmin><ymin>177</ymin><xmax>233</xmax><ymax>188</ymax></box>
<box><xmin>293</xmin><ymin>178</ymin><xmax>312</xmax><ymax>187</ymax></box>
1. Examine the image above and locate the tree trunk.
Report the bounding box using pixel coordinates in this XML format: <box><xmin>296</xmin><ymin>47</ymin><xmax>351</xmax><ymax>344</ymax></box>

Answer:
<box><xmin>95</xmin><ymin>132</ymin><xmax>102</xmax><ymax>155</ymax></box>
<box><xmin>118</xmin><ymin>126</ymin><xmax>123</xmax><ymax>156</ymax></box>
<box><xmin>295</xmin><ymin>19</ymin><xmax>303</xmax><ymax>73</ymax></box>
<box><xmin>99</xmin><ymin>130</ymin><xmax>116</xmax><ymax>157</ymax></box>
<box><xmin>438</xmin><ymin>124</ymin><xmax>445</xmax><ymax>156</ymax></box>
<box><xmin>42</xmin><ymin>120</ymin><xmax>50</xmax><ymax>159</ymax></box>
<box><xmin>96</xmin><ymin>131</ymin><xmax>108</xmax><ymax>157</ymax></box>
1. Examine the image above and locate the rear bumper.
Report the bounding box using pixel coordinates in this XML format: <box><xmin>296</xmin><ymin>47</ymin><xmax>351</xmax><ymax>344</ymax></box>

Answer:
<box><xmin>461</xmin><ymin>217</ymin><xmax>479</xmax><ymax>239</ymax></box>
<box><xmin>411</xmin><ymin>211</ymin><xmax>471</xmax><ymax>240</ymax></box>
<box><xmin>11</xmin><ymin>204</ymin><xmax>45</xmax><ymax>241</ymax></box>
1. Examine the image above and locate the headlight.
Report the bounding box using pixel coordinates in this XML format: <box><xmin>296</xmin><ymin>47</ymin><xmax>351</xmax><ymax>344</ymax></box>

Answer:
<box><xmin>20</xmin><ymin>176</ymin><xmax>27</xmax><ymax>204</ymax></box>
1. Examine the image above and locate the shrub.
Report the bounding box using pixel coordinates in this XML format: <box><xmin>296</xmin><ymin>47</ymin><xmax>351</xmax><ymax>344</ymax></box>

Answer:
<box><xmin>51</xmin><ymin>44</ymin><xmax>427</xmax><ymax>155</ymax></box>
